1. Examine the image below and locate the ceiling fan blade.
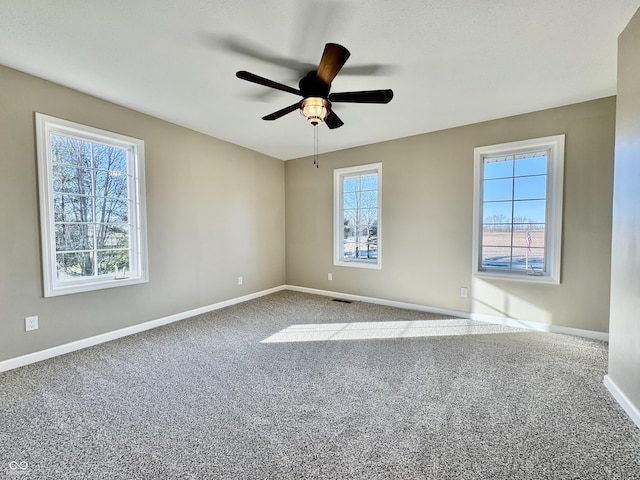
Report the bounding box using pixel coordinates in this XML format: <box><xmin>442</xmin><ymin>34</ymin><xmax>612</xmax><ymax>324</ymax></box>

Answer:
<box><xmin>316</xmin><ymin>43</ymin><xmax>351</xmax><ymax>86</ymax></box>
<box><xmin>262</xmin><ymin>102</ymin><xmax>302</xmax><ymax>121</ymax></box>
<box><xmin>324</xmin><ymin>110</ymin><xmax>344</xmax><ymax>129</ymax></box>
<box><xmin>329</xmin><ymin>89</ymin><xmax>394</xmax><ymax>104</ymax></box>
<box><xmin>236</xmin><ymin>71</ymin><xmax>302</xmax><ymax>96</ymax></box>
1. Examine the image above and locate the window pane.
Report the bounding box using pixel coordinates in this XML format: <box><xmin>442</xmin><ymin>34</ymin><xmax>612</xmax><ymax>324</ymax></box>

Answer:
<box><xmin>513</xmin><ymin>200</ymin><xmax>546</xmax><ymax>223</ymax></box>
<box><xmin>343</xmin><ymin>241</ymin><xmax>356</xmax><ymax>258</ymax></box>
<box><xmin>482</xmin><ymin>201</ymin><xmax>512</xmax><ymax>224</ymax></box>
<box><xmin>513</xmin><ymin>227</ymin><xmax>545</xmax><ymax>248</ymax></box>
<box><xmin>357</xmin><ymin>225</ymin><xmax>370</xmax><ymax>237</ymax></box>
<box><xmin>511</xmin><ymin>247</ymin><xmax>544</xmax><ymax>271</ymax></box>
<box><xmin>482</xmin><ymin>223</ymin><xmax>512</xmax><ymax>233</ymax></box>
<box><xmin>97</xmin><ymin>250</ymin><xmax>130</xmax><ymax>275</ymax></box>
<box><xmin>92</xmin><ymin>143</ymin><xmax>128</xmax><ymax>172</ymax></box>
<box><xmin>357</xmin><ymin>248</ymin><xmax>377</xmax><ymax>259</ymax></box>
<box><xmin>55</xmin><ymin>223</ymin><xmax>94</xmax><ymax>251</ymax></box>
<box><xmin>358</xmin><ymin>207</ymin><xmax>378</xmax><ymax>223</ymax></box>
<box><xmin>514</xmin><ymin>175</ymin><xmax>546</xmax><ymax>200</ymax></box>
<box><xmin>360</xmin><ymin>190</ymin><xmax>378</xmax><ymax>207</ymax></box>
<box><xmin>360</xmin><ymin>174</ymin><xmax>378</xmax><ymax>191</ymax></box>
<box><xmin>343</xmin><ymin>209</ymin><xmax>356</xmax><ymax>228</ymax></box>
<box><xmin>510</xmin><ymin>248</ymin><xmax>529</xmax><ymax>271</ymax></box>
<box><xmin>524</xmin><ymin>247</ymin><xmax>545</xmax><ymax>269</ymax></box>
<box><xmin>482</xmin><ymin>229</ymin><xmax>512</xmax><ymax>249</ymax></box>
<box><xmin>95</xmin><ymin>197</ymin><xmax>129</xmax><ymax>223</ymax></box>
<box><xmin>54</xmin><ymin>194</ymin><xmax>93</xmax><ymax>222</ymax></box>
<box><xmin>484</xmin><ymin>158</ymin><xmax>513</xmax><ymax>179</ymax></box>
<box><xmin>483</xmin><ymin>178</ymin><xmax>513</xmax><ymax>202</ymax></box>
<box><xmin>56</xmin><ymin>252</ymin><xmax>94</xmax><ymax>278</ymax></box>
<box><xmin>367</xmin><ymin>221</ymin><xmax>378</xmax><ymax>240</ymax></box>
<box><xmin>95</xmin><ymin>224</ymin><xmax>130</xmax><ymax>250</ymax></box>
<box><xmin>515</xmin><ymin>155</ymin><xmax>547</xmax><ymax>176</ymax></box>
<box><xmin>343</xmin><ymin>191</ymin><xmax>358</xmax><ymax>209</ymax></box>
<box><xmin>95</xmin><ymin>169</ymin><xmax>129</xmax><ymax>198</ymax></box>
<box><xmin>481</xmin><ymin>246</ymin><xmax>512</xmax><ymax>269</ymax></box>
<box><xmin>343</xmin><ymin>177</ymin><xmax>359</xmax><ymax>193</ymax></box>
<box><xmin>51</xmin><ymin>134</ymin><xmax>91</xmax><ymax>167</ymax></box>
<box><xmin>52</xmin><ymin>165</ymin><xmax>92</xmax><ymax>195</ymax></box>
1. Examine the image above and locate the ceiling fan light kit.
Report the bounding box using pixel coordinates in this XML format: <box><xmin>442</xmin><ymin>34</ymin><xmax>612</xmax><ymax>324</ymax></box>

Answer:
<box><xmin>301</xmin><ymin>97</ymin><xmax>330</xmax><ymax>125</ymax></box>
<box><xmin>236</xmin><ymin>43</ymin><xmax>393</xmax><ymax>129</ymax></box>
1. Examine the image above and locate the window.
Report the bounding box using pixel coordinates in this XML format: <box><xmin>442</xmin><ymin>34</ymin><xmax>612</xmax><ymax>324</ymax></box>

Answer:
<box><xmin>36</xmin><ymin>113</ymin><xmax>149</xmax><ymax>297</ymax></box>
<box><xmin>472</xmin><ymin>135</ymin><xmax>564</xmax><ymax>283</ymax></box>
<box><xmin>334</xmin><ymin>163</ymin><xmax>382</xmax><ymax>269</ymax></box>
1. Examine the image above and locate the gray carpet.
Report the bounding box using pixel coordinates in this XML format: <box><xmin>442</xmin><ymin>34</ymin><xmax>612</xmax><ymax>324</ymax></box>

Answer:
<box><xmin>1</xmin><ymin>290</ymin><xmax>639</xmax><ymax>479</ymax></box>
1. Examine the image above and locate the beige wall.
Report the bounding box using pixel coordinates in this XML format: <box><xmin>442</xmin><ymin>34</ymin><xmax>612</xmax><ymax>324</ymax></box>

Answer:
<box><xmin>0</xmin><ymin>60</ymin><xmax>618</xmax><ymax>366</ymax></box>
<box><xmin>286</xmin><ymin>97</ymin><xmax>615</xmax><ymax>333</ymax></box>
<box><xmin>608</xmin><ymin>8</ymin><xmax>640</xmax><ymax>418</ymax></box>
<box><xmin>0</xmin><ymin>66</ymin><xmax>285</xmax><ymax>362</ymax></box>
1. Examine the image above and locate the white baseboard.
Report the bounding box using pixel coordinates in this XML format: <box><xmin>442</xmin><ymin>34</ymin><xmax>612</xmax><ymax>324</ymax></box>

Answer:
<box><xmin>604</xmin><ymin>375</ymin><xmax>640</xmax><ymax>430</ymax></box>
<box><xmin>0</xmin><ymin>285</ymin><xmax>287</xmax><ymax>374</ymax></box>
<box><xmin>289</xmin><ymin>286</ymin><xmax>608</xmax><ymax>341</ymax></box>
<box><xmin>284</xmin><ymin>285</ymin><xmax>471</xmax><ymax>319</ymax></box>
<box><xmin>0</xmin><ymin>284</ymin><xmax>608</xmax><ymax>373</ymax></box>
<box><xmin>470</xmin><ymin>312</ymin><xmax>609</xmax><ymax>342</ymax></box>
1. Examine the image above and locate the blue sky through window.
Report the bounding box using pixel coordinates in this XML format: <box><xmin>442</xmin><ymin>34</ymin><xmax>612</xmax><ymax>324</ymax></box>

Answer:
<box><xmin>482</xmin><ymin>153</ymin><xmax>548</xmax><ymax>226</ymax></box>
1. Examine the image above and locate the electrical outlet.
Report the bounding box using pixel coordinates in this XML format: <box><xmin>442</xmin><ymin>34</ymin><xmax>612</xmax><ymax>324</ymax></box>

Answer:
<box><xmin>238</xmin><ymin>276</ymin><xmax>243</xmax><ymax>286</ymax></box>
<box><xmin>328</xmin><ymin>273</ymin><xmax>333</xmax><ymax>281</ymax></box>
<box><xmin>460</xmin><ymin>287</ymin><xmax>468</xmax><ymax>298</ymax></box>
<box><xmin>25</xmin><ymin>315</ymin><xmax>39</xmax><ymax>332</ymax></box>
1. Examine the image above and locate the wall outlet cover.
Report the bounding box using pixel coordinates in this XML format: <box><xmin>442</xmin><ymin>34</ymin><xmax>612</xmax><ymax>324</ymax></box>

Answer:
<box><xmin>25</xmin><ymin>315</ymin><xmax>39</xmax><ymax>331</ymax></box>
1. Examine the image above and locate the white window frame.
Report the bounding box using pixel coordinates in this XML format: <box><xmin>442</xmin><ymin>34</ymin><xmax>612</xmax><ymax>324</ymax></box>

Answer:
<box><xmin>472</xmin><ymin>135</ymin><xmax>564</xmax><ymax>284</ymax></box>
<box><xmin>35</xmin><ymin>113</ymin><xmax>149</xmax><ymax>297</ymax></box>
<box><xmin>334</xmin><ymin>163</ymin><xmax>382</xmax><ymax>269</ymax></box>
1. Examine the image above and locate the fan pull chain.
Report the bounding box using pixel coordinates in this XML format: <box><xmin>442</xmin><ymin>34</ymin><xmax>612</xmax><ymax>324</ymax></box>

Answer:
<box><xmin>313</xmin><ymin>124</ymin><xmax>319</xmax><ymax>168</ymax></box>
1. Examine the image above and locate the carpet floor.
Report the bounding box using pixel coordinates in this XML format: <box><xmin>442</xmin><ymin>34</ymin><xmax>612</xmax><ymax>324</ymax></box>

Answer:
<box><xmin>1</xmin><ymin>290</ymin><xmax>639</xmax><ymax>479</ymax></box>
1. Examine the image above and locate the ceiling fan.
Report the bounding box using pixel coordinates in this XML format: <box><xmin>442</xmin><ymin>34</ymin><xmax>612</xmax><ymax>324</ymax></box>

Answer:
<box><xmin>236</xmin><ymin>43</ymin><xmax>393</xmax><ymax>129</ymax></box>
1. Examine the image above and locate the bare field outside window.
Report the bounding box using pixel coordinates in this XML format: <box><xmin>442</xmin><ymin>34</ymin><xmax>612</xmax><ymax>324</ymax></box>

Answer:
<box><xmin>481</xmin><ymin>229</ymin><xmax>545</xmax><ymax>270</ymax></box>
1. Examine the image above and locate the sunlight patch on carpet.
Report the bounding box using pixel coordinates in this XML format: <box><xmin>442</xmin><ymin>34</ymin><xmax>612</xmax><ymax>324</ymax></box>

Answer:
<box><xmin>260</xmin><ymin>319</ymin><xmax>528</xmax><ymax>343</ymax></box>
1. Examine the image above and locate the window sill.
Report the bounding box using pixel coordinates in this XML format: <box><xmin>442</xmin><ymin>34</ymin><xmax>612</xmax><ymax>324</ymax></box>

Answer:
<box><xmin>334</xmin><ymin>259</ymin><xmax>381</xmax><ymax>270</ymax></box>
<box><xmin>45</xmin><ymin>276</ymin><xmax>148</xmax><ymax>297</ymax></box>
<box><xmin>474</xmin><ymin>270</ymin><xmax>559</xmax><ymax>284</ymax></box>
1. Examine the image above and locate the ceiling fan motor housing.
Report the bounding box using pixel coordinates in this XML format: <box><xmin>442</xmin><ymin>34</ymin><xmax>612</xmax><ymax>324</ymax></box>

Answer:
<box><xmin>299</xmin><ymin>71</ymin><xmax>331</xmax><ymax>98</ymax></box>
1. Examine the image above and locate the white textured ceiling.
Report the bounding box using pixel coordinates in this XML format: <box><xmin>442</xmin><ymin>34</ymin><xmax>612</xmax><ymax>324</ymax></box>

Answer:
<box><xmin>2</xmin><ymin>0</ymin><xmax>639</xmax><ymax>160</ymax></box>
